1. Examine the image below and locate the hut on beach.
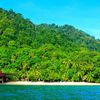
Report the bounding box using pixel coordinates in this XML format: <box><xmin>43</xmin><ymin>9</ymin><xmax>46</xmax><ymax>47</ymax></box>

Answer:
<box><xmin>0</xmin><ymin>71</ymin><xmax>6</xmax><ymax>83</ymax></box>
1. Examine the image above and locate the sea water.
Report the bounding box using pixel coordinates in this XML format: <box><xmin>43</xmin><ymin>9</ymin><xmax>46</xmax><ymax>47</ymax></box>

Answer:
<box><xmin>0</xmin><ymin>85</ymin><xmax>100</xmax><ymax>100</ymax></box>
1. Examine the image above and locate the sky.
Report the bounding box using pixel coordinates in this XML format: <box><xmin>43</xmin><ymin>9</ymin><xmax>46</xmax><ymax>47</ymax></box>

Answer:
<box><xmin>0</xmin><ymin>0</ymin><xmax>100</xmax><ymax>39</ymax></box>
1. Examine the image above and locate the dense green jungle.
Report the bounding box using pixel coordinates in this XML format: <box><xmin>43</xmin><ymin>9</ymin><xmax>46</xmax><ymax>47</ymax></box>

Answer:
<box><xmin>0</xmin><ymin>8</ymin><xmax>100</xmax><ymax>82</ymax></box>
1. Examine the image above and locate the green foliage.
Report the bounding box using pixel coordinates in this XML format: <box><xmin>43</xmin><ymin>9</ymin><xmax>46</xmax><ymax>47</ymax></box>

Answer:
<box><xmin>0</xmin><ymin>8</ymin><xmax>100</xmax><ymax>83</ymax></box>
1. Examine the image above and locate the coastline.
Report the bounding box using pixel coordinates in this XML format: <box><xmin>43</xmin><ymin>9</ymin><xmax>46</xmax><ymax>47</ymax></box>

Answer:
<box><xmin>3</xmin><ymin>81</ymin><xmax>100</xmax><ymax>85</ymax></box>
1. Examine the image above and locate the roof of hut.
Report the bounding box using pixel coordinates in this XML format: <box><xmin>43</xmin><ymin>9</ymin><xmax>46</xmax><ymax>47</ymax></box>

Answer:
<box><xmin>0</xmin><ymin>71</ymin><xmax>5</xmax><ymax>77</ymax></box>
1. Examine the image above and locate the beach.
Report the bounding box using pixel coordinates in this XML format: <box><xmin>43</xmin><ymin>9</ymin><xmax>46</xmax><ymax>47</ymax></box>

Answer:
<box><xmin>4</xmin><ymin>81</ymin><xmax>100</xmax><ymax>85</ymax></box>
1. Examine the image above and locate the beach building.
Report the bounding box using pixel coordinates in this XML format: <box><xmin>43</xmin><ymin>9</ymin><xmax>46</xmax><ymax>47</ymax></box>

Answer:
<box><xmin>0</xmin><ymin>71</ymin><xmax>6</xmax><ymax>83</ymax></box>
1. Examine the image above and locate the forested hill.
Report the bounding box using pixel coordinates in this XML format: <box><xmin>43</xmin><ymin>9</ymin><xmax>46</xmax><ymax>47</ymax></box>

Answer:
<box><xmin>0</xmin><ymin>8</ymin><xmax>100</xmax><ymax>83</ymax></box>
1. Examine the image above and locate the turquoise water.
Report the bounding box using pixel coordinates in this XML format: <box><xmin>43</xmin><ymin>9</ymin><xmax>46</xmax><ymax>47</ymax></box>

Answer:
<box><xmin>0</xmin><ymin>85</ymin><xmax>100</xmax><ymax>100</ymax></box>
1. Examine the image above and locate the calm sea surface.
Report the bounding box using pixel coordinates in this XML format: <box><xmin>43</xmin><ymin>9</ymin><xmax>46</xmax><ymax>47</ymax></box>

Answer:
<box><xmin>0</xmin><ymin>85</ymin><xmax>100</xmax><ymax>100</ymax></box>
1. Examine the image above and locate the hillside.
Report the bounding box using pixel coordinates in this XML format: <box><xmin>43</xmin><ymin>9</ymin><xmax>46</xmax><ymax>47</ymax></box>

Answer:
<box><xmin>0</xmin><ymin>8</ymin><xmax>100</xmax><ymax>82</ymax></box>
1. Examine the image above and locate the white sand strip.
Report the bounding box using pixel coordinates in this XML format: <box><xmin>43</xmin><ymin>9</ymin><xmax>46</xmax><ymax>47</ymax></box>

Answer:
<box><xmin>4</xmin><ymin>81</ymin><xmax>100</xmax><ymax>85</ymax></box>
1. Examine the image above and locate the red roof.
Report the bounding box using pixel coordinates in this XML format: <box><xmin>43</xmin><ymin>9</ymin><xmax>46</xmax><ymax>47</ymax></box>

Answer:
<box><xmin>0</xmin><ymin>71</ymin><xmax>5</xmax><ymax>76</ymax></box>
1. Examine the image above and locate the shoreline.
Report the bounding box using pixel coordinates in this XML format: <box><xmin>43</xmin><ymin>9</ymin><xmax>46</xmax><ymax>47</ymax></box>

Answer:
<box><xmin>3</xmin><ymin>81</ymin><xmax>100</xmax><ymax>85</ymax></box>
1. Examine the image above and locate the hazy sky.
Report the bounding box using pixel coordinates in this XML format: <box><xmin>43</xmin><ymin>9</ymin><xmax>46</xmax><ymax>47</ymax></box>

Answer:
<box><xmin>0</xmin><ymin>0</ymin><xmax>100</xmax><ymax>39</ymax></box>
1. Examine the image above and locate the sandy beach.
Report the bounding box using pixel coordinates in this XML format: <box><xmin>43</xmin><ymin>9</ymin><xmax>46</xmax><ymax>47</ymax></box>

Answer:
<box><xmin>4</xmin><ymin>81</ymin><xmax>100</xmax><ymax>85</ymax></box>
